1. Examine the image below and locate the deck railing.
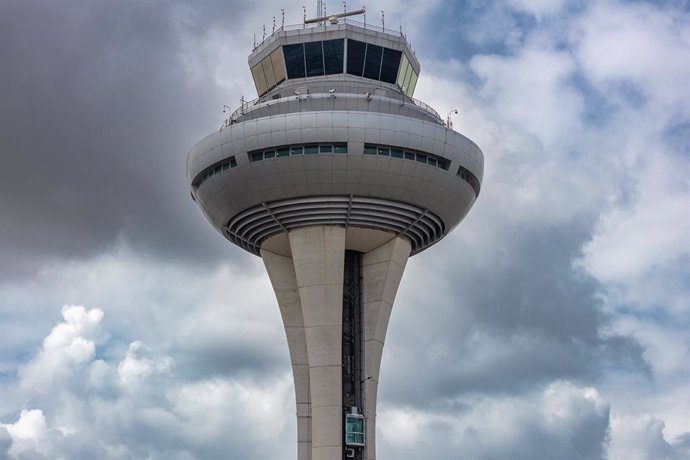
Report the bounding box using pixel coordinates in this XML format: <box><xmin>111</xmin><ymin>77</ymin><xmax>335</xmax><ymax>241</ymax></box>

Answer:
<box><xmin>223</xmin><ymin>91</ymin><xmax>442</xmax><ymax>129</ymax></box>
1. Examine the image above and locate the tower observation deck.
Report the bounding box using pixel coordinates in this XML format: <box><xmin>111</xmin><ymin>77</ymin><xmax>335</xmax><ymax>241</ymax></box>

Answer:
<box><xmin>187</xmin><ymin>9</ymin><xmax>483</xmax><ymax>460</ymax></box>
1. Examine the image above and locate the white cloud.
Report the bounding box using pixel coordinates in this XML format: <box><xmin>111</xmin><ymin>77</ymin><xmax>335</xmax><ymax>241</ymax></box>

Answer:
<box><xmin>609</xmin><ymin>414</ymin><xmax>690</xmax><ymax>460</ymax></box>
<box><xmin>573</xmin><ymin>0</ymin><xmax>690</xmax><ymax>118</ymax></box>
<box><xmin>506</xmin><ymin>0</ymin><xmax>568</xmax><ymax>20</ymax></box>
<box><xmin>378</xmin><ymin>381</ymin><xmax>610</xmax><ymax>459</ymax></box>
<box><xmin>18</xmin><ymin>305</ymin><xmax>107</xmax><ymax>394</ymax></box>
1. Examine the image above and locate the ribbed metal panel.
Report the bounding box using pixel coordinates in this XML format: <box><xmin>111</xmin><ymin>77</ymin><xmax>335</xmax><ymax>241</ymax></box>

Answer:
<box><xmin>224</xmin><ymin>195</ymin><xmax>445</xmax><ymax>255</ymax></box>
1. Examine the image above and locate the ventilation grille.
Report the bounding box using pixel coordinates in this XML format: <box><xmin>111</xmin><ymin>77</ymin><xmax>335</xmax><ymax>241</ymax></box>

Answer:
<box><xmin>224</xmin><ymin>196</ymin><xmax>445</xmax><ymax>256</ymax></box>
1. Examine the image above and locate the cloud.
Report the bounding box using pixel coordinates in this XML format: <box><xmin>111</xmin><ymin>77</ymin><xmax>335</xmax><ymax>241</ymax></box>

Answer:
<box><xmin>378</xmin><ymin>380</ymin><xmax>610</xmax><ymax>460</ymax></box>
<box><xmin>0</xmin><ymin>299</ymin><xmax>294</xmax><ymax>460</ymax></box>
<box><xmin>608</xmin><ymin>415</ymin><xmax>690</xmax><ymax>460</ymax></box>
<box><xmin>18</xmin><ymin>305</ymin><xmax>108</xmax><ymax>395</ymax></box>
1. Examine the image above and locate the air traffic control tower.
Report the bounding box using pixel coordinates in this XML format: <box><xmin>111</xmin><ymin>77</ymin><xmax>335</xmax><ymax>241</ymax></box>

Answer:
<box><xmin>187</xmin><ymin>8</ymin><xmax>483</xmax><ymax>460</ymax></box>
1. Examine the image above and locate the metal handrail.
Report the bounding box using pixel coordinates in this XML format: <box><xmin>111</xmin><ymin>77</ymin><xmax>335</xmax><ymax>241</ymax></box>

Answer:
<box><xmin>252</xmin><ymin>20</ymin><xmax>414</xmax><ymax>56</ymax></box>
<box><xmin>224</xmin><ymin>91</ymin><xmax>442</xmax><ymax>128</ymax></box>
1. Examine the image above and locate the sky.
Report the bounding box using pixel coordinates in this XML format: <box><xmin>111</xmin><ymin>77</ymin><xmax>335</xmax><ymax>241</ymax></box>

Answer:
<box><xmin>0</xmin><ymin>0</ymin><xmax>688</xmax><ymax>458</ymax></box>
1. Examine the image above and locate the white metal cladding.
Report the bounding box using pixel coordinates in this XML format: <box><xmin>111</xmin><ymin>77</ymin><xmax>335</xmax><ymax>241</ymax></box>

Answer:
<box><xmin>224</xmin><ymin>196</ymin><xmax>444</xmax><ymax>255</ymax></box>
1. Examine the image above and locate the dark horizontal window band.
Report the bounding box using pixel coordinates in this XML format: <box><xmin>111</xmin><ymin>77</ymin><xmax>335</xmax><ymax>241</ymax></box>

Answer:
<box><xmin>457</xmin><ymin>165</ymin><xmax>481</xmax><ymax>197</ymax></box>
<box><xmin>363</xmin><ymin>143</ymin><xmax>449</xmax><ymax>170</ymax></box>
<box><xmin>249</xmin><ymin>143</ymin><xmax>348</xmax><ymax>162</ymax></box>
<box><xmin>364</xmin><ymin>143</ymin><xmax>480</xmax><ymax>197</ymax></box>
<box><xmin>193</xmin><ymin>155</ymin><xmax>238</xmax><ymax>188</ymax></box>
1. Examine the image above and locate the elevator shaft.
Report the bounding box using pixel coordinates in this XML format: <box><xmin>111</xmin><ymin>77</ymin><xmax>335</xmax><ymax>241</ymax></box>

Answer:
<box><xmin>342</xmin><ymin>250</ymin><xmax>363</xmax><ymax>460</ymax></box>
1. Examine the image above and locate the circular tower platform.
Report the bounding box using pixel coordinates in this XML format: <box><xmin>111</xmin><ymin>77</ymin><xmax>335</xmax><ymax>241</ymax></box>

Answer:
<box><xmin>187</xmin><ymin>21</ymin><xmax>483</xmax><ymax>256</ymax></box>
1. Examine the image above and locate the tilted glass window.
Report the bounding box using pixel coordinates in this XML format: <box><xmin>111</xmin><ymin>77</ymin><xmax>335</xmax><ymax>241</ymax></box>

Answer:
<box><xmin>406</xmin><ymin>70</ymin><xmax>418</xmax><ymax>97</ymax></box>
<box><xmin>380</xmin><ymin>48</ymin><xmax>402</xmax><ymax>84</ymax></box>
<box><xmin>403</xmin><ymin>66</ymin><xmax>414</xmax><ymax>96</ymax></box>
<box><xmin>284</xmin><ymin>40</ymin><xmax>344</xmax><ymax>79</ymax></box>
<box><xmin>261</xmin><ymin>57</ymin><xmax>276</xmax><ymax>90</ymax></box>
<box><xmin>283</xmin><ymin>44</ymin><xmax>306</xmax><ymax>79</ymax></box>
<box><xmin>304</xmin><ymin>41</ymin><xmax>324</xmax><ymax>77</ymax></box>
<box><xmin>347</xmin><ymin>39</ymin><xmax>366</xmax><ymax>77</ymax></box>
<box><xmin>251</xmin><ymin>63</ymin><xmax>268</xmax><ymax>96</ymax></box>
<box><xmin>397</xmin><ymin>53</ymin><xmax>410</xmax><ymax>89</ymax></box>
<box><xmin>363</xmin><ymin>44</ymin><xmax>383</xmax><ymax>80</ymax></box>
<box><xmin>269</xmin><ymin>48</ymin><xmax>286</xmax><ymax>83</ymax></box>
<box><xmin>323</xmin><ymin>39</ymin><xmax>344</xmax><ymax>74</ymax></box>
<box><xmin>252</xmin><ymin>47</ymin><xmax>287</xmax><ymax>96</ymax></box>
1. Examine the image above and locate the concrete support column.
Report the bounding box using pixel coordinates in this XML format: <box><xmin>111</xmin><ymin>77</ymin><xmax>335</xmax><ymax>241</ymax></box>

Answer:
<box><xmin>361</xmin><ymin>237</ymin><xmax>411</xmax><ymax>460</ymax></box>
<box><xmin>261</xmin><ymin>249</ymin><xmax>312</xmax><ymax>460</ymax></box>
<box><xmin>263</xmin><ymin>228</ymin><xmax>410</xmax><ymax>460</ymax></box>
<box><xmin>289</xmin><ymin>226</ymin><xmax>346</xmax><ymax>460</ymax></box>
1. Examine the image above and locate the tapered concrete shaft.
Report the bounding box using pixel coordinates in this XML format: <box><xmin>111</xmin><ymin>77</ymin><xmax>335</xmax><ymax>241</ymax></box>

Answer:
<box><xmin>262</xmin><ymin>226</ymin><xmax>410</xmax><ymax>460</ymax></box>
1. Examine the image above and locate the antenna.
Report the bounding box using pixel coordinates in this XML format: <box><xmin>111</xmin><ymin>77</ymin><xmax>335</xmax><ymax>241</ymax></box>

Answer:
<box><xmin>281</xmin><ymin>9</ymin><xmax>285</xmax><ymax>28</ymax></box>
<box><xmin>304</xmin><ymin>8</ymin><xmax>366</xmax><ymax>24</ymax></box>
<box><xmin>447</xmin><ymin>109</ymin><xmax>459</xmax><ymax>128</ymax></box>
<box><xmin>302</xmin><ymin>6</ymin><xmax>306</xmax><ymax>27</ymax></box>
<box><xmin>381</xmin><ymin>10</ymin><xmax>384</xmax><ymax>31</ymax></box>
<box><xmin>262</xmin><ymin>24</ymin><xmax>266</xmax><ymax>42</ymax></box>
<box><xmin>272</xmin><ymin>16</ymin><xmax>276</xmax><ymax>34</ymax></box>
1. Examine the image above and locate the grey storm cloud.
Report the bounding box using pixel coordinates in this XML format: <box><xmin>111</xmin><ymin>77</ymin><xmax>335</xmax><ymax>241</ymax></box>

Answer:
<box><xmin>0</xmin><ymin>0</ymin><xmax>254</xmax><ymax>278</ymax></box>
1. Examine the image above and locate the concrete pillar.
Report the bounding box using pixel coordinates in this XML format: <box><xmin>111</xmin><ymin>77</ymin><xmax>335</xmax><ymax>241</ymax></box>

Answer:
<box><xmin>289</xmin><ymin>226</ymin><xmax>346</xmax><ymax>460</ymax></box>
<box><xmin>261</xmin><ymin>249</ymin><xmax>312</xmax><ymax>460</ymax></box>
<box><xmin>361</xmin><ymin>237</ymin><xmax>411</xmax><ymax>460</ymax></box>
<box><xmin>262</xmin><ymin>227</ymin><xmax>410</xmax><ymax>460</ymax></box>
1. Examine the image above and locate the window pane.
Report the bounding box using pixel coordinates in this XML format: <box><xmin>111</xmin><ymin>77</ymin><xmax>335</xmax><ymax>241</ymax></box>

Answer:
<box><xmin>283</xmin><ymin>44</ymin><xmax>305</xmax><ymax>78</ymax></box>
<box><xmin>364</xmin><ymin>144</ymin><xmax>377</xmax><ymax>155</ymax></box>
<box><xmin>323</xmin><ymin>39</ymin><xmax>344</xmax><ymax>74</ymax></box>
<box><xmin>380</xmin><ymin>48</ymin><xmax>402</xmax><ymax>84</ymax></box>
<box><xmin>264</xmin><ymin>150</ymin><xmax>275</xmax><ymax>159</ymax></box>
<box><xmin>288</xmin><ymin>147</ymin><xmax>301</xmax><ymax>155</ymax></box>
<box><xmin>437</xmin><ymin>159</ymin><xmax>447</xmax><ymax>170</ymax></box>
<box><xmin>270</xmin><ymin>48</ymin><xmax>286</xmax><ymax>84</ymax></box>
<box><xmin>397</xmin><ymin>54</ymin><xmax>410</xmax><ymax>88</ymax></box>
<box><xmin>319</xmin><ymin>145</ymin><xmax>333</xmax><ymax>153</ymax></box>
<box><xmin>334</xmin><ymin>144</ymin><xmax>347</xmax><ymax>153</ymax></box>
<box><xmin>363</xmin><ymin>44</ymin><xmax>383</xmax><ymax>80</ymax></box>
<box><xmin>416</xmin><ymin>153</ymin><xmax>427</xmax><ymax>163</ymax></box>
<box><xmin>276</xmin><ymin>148</ymin><xmax>290</xmax><ymax>157</ymax></box>
<box><xmin>347</xmin><ymin>39</ymin><xmax>366</xmax><ymax>76</ymax></box>
<box><xmin>261</xmin><ymin>57</ymin><xmax>276</xmax><ymax>90</ymax></box>
<box><xmin>251</xmin><ymin>63</ymin><xmax>268</xmax><ymax>96</ymax></box>
<box><xmin>428</xmin><ymin>157</ymin><xmax>437</xmax><ymax>166</ymax></box>
<box><xmin>230</xmin><ymin>157</ymin><xmax>237</xmax><ymax>167</ymax></box>
<box><xmin>251</xmin><ymin>152</ymin><xmax>263</xmax><ymax>162</ymax></box>
<box><xmin>304</xmin><ymin>145</ymin><xmax>318</xmax><ymax>154</ymax></box>
<box><xmin>407</xmin><ymin>70</ymin><xmax>418</xmax><ymax>97</ymax></box>
<box><xmin>404</xmin><ymin>151</ymin><xmax>415</xmax><ymax>160</ymax></box>
<box><xmin>377</xmin><ymin>147</ymin><xmax>389</xmax><ymax>156</ymax></box>
<box><xmin>304</xmin><ymin>41</ymin><xmax>324</xmax><ymax>77</ymax></box>
<box><xmin>214</xmin><ymin>166</ymin><xmax>221</xmax><ymax>173</ymax></box>
<box><xmin>391</xmin><ymin>149</ymin><xmax>403</xmax><ymax>158</ymax></box>
<box><xmin>403</xmin><ymin>67</ymin><xmax>414</xmax><ymax>96</ymax></box>
<box><xmin>222</xmin><ymin>163</ymin><xmax>230</xmax><ymax>171</ymax></box>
